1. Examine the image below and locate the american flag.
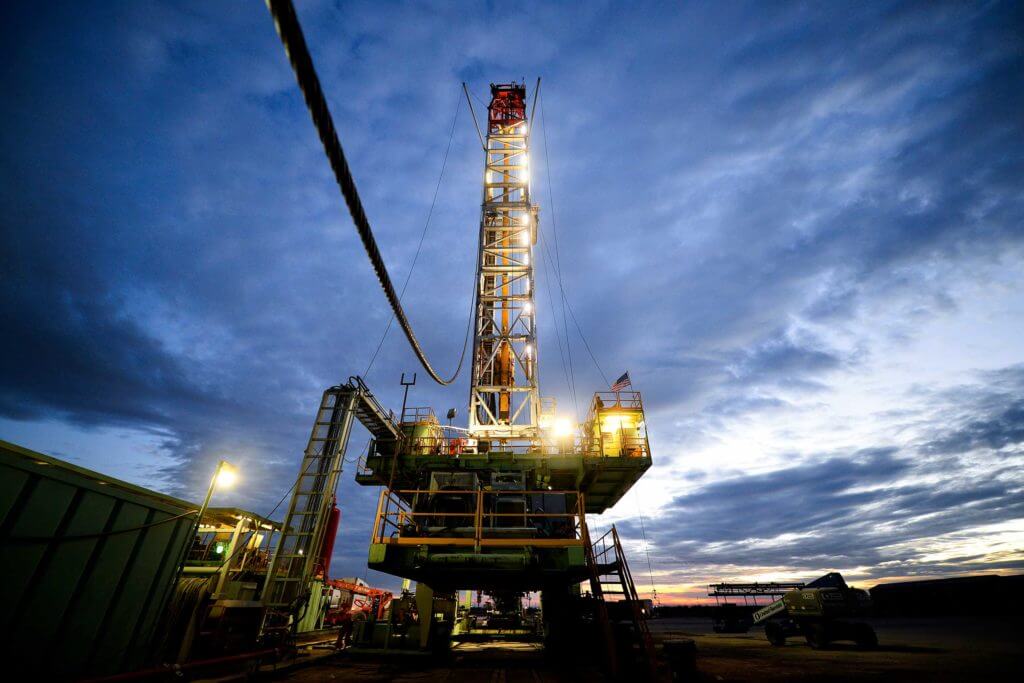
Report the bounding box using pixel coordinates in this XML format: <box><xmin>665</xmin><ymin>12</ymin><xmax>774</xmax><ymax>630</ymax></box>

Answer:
<box><xmin>610</xmin><ymin>371</ymin><xmax>631</xmax><ymax>392</ymax></box>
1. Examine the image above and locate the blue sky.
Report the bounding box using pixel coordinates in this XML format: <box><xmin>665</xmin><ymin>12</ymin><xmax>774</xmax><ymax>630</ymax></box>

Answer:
<box><xmin>2</xmin><ymin>1</ymin><xmax>1022</xmax><ymax>601</ymax></box>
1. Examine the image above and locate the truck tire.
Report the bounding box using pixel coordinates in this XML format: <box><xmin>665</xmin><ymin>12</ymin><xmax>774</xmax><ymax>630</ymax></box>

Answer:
<box><xmin>854</xmin><ymin>623</ymin><xmax>878</xmax><ymax>649</ymax></box>
<box><xmin>804</xmin><ymin>624</ymin><xmax>829</xmax><ymax>649</ymax></box>
<box><xmin>765</xmin><ymin>622</ymin><xmax>786</xmax><ymax>647</ymax></box>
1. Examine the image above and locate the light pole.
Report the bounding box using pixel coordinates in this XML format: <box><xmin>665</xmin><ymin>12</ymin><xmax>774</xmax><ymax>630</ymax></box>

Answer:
<box><xmin>174</xmin><ymin>459</ymin><xmax>238</xmax><ymax>590</ymax></box>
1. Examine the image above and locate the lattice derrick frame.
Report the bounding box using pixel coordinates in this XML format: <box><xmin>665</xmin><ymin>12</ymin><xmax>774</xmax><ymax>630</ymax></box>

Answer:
<box><xmin>469</xmin><ymin>100</ymin><xmax>539</xmax><ymax>440</ymax></box>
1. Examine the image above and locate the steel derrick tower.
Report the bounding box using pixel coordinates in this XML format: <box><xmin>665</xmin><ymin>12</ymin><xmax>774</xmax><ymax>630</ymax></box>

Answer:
<box><xmin>469</xmin><ymin>82</ymin><xmax>540</xmax><ymax>441</ymax></box>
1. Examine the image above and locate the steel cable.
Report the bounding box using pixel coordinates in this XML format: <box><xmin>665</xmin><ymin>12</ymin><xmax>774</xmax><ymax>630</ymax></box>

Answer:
<box><xmin>535</xmin><ymin>89</ymin><xmax>611</xmax><ymax>388</ymax></box>
<box><xmin>265</xmin><ymin>0</ymin><xmax>468</xmax><ymax>385</ymax></box>
<box><xmin>537</xmin><ymin>93</ymin><xmax>580</xmax><ymax>416</ymax></box>
<box><xmin>364</xmin><ymin>89</ymin><xmax>464</xmax><ymax>379</ymax></box>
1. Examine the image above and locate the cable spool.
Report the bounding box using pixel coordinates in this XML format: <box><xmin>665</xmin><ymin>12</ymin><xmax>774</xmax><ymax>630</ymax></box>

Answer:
<box><xmin>154</xmin><ymin>576</ymin><xmax>212</xmax><ymax>663</ymax></box>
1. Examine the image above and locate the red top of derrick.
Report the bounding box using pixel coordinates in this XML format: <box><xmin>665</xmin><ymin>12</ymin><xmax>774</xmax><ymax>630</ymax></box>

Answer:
<box><xmin>488</xmin><ymin>82</ymin><xmax>527</xmax><ymax>132</ymax></box>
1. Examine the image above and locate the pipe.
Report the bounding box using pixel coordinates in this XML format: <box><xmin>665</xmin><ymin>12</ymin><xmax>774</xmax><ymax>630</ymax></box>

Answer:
<box><xmin>79</xmin><ymin>648</ymin><xmax>280</xmax><ymax>683</ymax></box>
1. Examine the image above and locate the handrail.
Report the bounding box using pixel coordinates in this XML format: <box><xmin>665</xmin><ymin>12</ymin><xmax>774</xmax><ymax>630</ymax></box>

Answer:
<box><xmin>400</xmin><ymin>406</ymin><xmax>437</xmax><ymax>424</ymax></box>
<box><xmin>355</xmin><ymin>454</ymin><xmax>372</xmax><ymax>478</ymax></box>
<box><xmin>376</xmin><ymin>488</ymin><xmax>579</xmax><ymax>495</ymax></box>
<box><xmin>588</xmin><ymin>391</ymin><xmax>644</xmax><ymax>411</ymax></box>
<box><xmin>392</xmin><ymin>435</ymin><xmax>650</xmax><ymax>459</ymax></box>
<box><xmin>370</xmin><ymin>487</ymin><xmax>585</xmax><ymax>548</ymax></box>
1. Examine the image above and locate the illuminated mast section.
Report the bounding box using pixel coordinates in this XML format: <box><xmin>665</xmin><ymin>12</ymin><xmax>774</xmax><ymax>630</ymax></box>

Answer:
<box><xmin>469</xmin><ymin>83</ymin><xmax>539</xmax><ymax>443</ymax></box>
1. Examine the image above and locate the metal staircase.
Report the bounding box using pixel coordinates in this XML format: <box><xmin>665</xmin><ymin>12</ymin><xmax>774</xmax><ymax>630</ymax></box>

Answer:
<box><xmin>587</xmin><ymin>524</ymin><xmax>657</xmax><ymax>679</ymax></box>
<box><xmin>349</xmin><ymin>376</ymin><xmax>402</xmax><ymax>442</ymax></box>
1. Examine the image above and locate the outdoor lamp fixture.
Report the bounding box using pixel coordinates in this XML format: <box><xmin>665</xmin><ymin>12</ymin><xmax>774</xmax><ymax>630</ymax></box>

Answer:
<box><xmin>213</xmin><ymin>461</ymin><xmax>238</xmax><ymax>490</ymax></box>
<box><xmin>173</xmin><ymin>459</ymin><xmax>238</xmax><ymax>591</ymax></box>
<box><xmin>552</xmin><ymin>417</ymin><xmax>574</xmax><ymax>439</ymax></box>
<box><xmin>199</xmin><ymin>460</ymin><xmax>237</xmax><ymax>524</ymax></box>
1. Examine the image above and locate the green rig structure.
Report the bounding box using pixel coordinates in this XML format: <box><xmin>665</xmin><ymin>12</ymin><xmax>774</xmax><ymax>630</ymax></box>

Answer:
<box><xmin>261</xmin><ymin>83</ymin><xmax>656</xmax><ymax>672</ymax></box>
<box><xmin>355</xmin><ymin>391</ymin><xmax>652</xmax><ymax>592</ymax></box>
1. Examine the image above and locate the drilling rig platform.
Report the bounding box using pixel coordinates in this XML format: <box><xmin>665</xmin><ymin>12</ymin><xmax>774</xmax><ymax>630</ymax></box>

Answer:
<box><xmin>258</xmin><ymin>82</ymin><xmax>656</xmax><ymax>674</ymax></box>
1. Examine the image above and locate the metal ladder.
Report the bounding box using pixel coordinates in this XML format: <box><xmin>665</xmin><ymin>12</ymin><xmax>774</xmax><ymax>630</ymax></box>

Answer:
<box><xmin>262</xmin><ymin>378</ymin><xmax>402</xmax><ymax>629</ymax></box>
<box><xmin>588</xmin><ymin>524</ymin><xmax>658</xmax><ymax>679</ymax></box>
<box><xmin>262</xmin><ymin>385</ymin><xmax>359</xmax><ymax>617</ymax></box>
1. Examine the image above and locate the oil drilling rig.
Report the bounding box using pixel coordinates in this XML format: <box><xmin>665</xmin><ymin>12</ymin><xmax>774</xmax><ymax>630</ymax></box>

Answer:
<box><xmin>0</xmin><ymin>5</ymin><xmax>658</xmax><ymax>677</ymax></box>
<box><xmin>258</xmin><ymin>80</ymin><xmax>655</xmax><ymax>673</ymax></box>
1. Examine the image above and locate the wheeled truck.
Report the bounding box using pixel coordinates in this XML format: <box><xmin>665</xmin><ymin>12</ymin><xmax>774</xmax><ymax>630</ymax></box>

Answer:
<box><xmin>752</xmin><ymin>572</ymin><xmax>877</xmax><ymax>649</ymax></box>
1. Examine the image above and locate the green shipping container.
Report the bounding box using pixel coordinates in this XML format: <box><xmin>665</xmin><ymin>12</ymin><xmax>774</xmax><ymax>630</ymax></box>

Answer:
<box><xmin>0</xmin><ymin>439</ymin><xmax>197</xmax><ymax>678</ymax></box>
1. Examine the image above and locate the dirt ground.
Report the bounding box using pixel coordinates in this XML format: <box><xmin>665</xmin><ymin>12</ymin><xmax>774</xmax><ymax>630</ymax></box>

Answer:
<box><xmin>273</xmin><ymin>616</ymin><xmax>1024</xmax><ymax>682</ymax></box>
<box><xmin>649</xmin><ymin>616</ymin><xmax>1024</xmax><ymax>682</ymax></box>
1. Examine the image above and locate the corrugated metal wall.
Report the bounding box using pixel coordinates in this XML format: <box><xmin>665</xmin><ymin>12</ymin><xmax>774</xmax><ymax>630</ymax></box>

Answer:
<box><xmin>0</xmin><ymin>440</ymin><xmax>196</xmax><ymax>678</ymax></box>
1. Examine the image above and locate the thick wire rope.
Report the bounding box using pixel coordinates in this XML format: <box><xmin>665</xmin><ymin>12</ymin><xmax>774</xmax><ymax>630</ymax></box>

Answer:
<box><xmin>364</xmin><ymin>89</ymin><xmax>464</xmax><ymax>380</ymax></box>
<box><xmin>265</xmin><ymin>0</ymin><xmax>467</xmax><ymax>386</ymax></box>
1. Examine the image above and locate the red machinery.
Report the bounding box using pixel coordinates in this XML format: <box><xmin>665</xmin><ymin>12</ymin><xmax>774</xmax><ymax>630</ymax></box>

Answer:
<box><xmin>316</xmin><ymin>501</ymin><xmax>341</xmax><ymax>579</ymax></box>
<box><xmin>487</xmin><ymin>82</ymin><xmax>526</xmax><ymax>131</ymax></box>
<box><xmin>323</xmin><ymin>579</ymin><xmax>393</xmax><ymax>626</ymax></box>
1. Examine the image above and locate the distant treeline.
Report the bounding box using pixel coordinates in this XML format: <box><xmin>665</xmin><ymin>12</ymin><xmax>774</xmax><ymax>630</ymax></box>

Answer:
<box><xmin>655</xmin><ymin>574</ymin><xmax>1024</xmax><ymax>618</ymax></box>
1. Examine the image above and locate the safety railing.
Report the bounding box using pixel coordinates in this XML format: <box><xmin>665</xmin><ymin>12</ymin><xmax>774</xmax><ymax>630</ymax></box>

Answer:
<box><xmin>401</xmin><ymin>436</ymin><xmax>549</xmax><ymax>457</ymax></box>
<box><xmin>590</xmin><ymin>527</ymin><xmax>622</xmax><ymax>568</ymax></box>
<box><xmin>590</xmin><ymin>391</ymin><xmax>644</xmax><ymax>411</ymax></box>
<box><xmin>401</xmin><ymin>406</ymin><xmax>437</xmax><ymax>424</ymax></box>
<box><xmin>355</xmin><ymin>454</ymin><xmax>374</xmax><ymax>478</ymax></box>
<box><xmin>404</xmin><ymin>435</ymin><xmax>479</xmax><ymax>456</ymax></box>
<box><xmin>186</xmin><ymin>531</ymin><xmax>270</xmax><ymax>570</ymax></box>
<box><xmin>579</xmin><ymin>434</ymin><xmax>650</xmax><ymax>459</ymax></box>
<box><xmin>394</xmin><ymin>434</ymin><xmax>649</xmax><ymax>458</ymax></box>
<box><xmin>186</xmin><ymin>532</ymin><xmax>234</xmax><ymax>564</ymax></box>
<box><xmin>370</xmin><ymin>488</ymin><xmax>586</xmax><ymax>548</ymax></box>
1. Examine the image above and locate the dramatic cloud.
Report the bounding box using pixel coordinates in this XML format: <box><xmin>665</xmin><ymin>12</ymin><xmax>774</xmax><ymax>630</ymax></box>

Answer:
<box><xmin>2</xmin><ymin>0</ymin><xmax>1022</xmax><ymax>594</ymax></box>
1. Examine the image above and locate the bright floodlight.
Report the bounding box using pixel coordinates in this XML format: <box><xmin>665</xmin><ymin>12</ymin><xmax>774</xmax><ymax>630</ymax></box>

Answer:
<box><xmin>215</xmin><ymin>462</ymin><xmax>238</xmax><ymax>489</ymax></box>
<box><xmin>552</xmin><ymin>417</ymin><xmax>574</xmax><ymax>439</ymax></box>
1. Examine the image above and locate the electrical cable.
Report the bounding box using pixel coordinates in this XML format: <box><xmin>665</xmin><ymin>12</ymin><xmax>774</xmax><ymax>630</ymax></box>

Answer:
<box><xmin>532</xmin><ymin>93</ymin><xmax>651</xmax><ymax>602</ymax></box>
<box><xmin>462</xmin><ymin>82</ymin><xmax>487</xmax><ymax>152</ymax></box>
<box><xmin>264</xmin><ymin>0</ymin><xmax>468</xmax><ymax>386</ymax></box>
<box><xmin>364</xmin><ymin>89</ymin><xmax>464</xmax><ymax>379</ymax></box>
<box><xmin>634</xmin><ymin>490</ymin><xmax>659</xmax><ymax>606</ymax></box>
<box><xmin>200</xmin><ymin>450</ymin><xmax>324</xmax><ymax>575</ymax></box>
<box><xmin>538</xmin><ymin>229</ymin><xmax>578</xmax><ymax>421</ymax></box>
<box><xmin>534</xmin><ymin>89</ymin><xmax>611</xmax><ymax>389</ymax></box>
<box><xmin>563</xmin><ymin>295</ymin><xmax>611</xmax><ymax>387</ymax></box>
<box><xmin>537</xmin><ymin>92</ymin><xmax>580</xmax><ymax>414</ymax></box>
<box><xmin>5</xmin><ymin>509</ymin><xmax>199</xmax><ymax>543</ymax></box>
